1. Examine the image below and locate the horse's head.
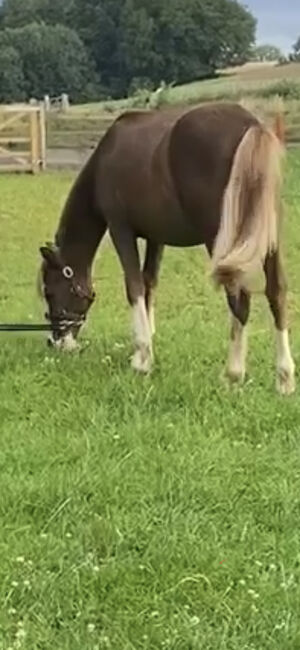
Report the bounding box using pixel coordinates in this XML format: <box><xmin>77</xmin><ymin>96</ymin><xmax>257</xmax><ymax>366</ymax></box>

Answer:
<box><xmin>39</xmin><ymin>242</ymin><xmax>95</xmax><ymax>350</ymax></box>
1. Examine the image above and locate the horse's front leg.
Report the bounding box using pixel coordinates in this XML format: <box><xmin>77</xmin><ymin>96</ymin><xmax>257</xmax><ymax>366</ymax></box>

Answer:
<box><xmin>109</xmin><ymin>224</ymin><xmax>152</xmax><ymax>373</ymax></box>
<box><xmin>143</xmin><ymin>242</ymin><xmax>164</xmax><ymax>337</ymax></box>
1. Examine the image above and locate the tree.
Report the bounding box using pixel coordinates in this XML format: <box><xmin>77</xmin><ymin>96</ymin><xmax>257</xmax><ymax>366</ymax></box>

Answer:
<box><xmin>251</xmin><ymin>44</ymin><xmax>283</xmax><ymax>62</ymax></box>
<box><xmin>293</xmin><ymin>37</ymin><xmax>300</xmax><ymax>61</ymax></box>
<box><xmin>0</xmin><ymin>45</ymin><xmax>25</xmax><ymax>101</ymax></box>
<box><xmin>0</xmin><ymin>0</ymin><xmax>75</xmax><ymax>28</ymax></box>
<box><xmin>1</xmin><ymin>23</ymin><xmax>99</xmax><ymax>101</ymax></box>
<box><xmin>0</xmin><ymin>0</ymin><xmax>36</xmax><ymax>28</ymax></box>
<box><xmin>150</xmin><ymin>0</ymin><xmax>214</xmax><ymax>84</ymax></box>
<box><xmin>0</xmin><ymin>0</ymin><xmax>257</xmax><ymax>100</ymax></box>
<box><xmin>144</xmin><ymin>0</ymin><xmax>256</xmax><ymax>83</ymax></box>
<box><xmin>72</xmin><ymin>0</ymin><xmax>256</xmax><ymax>95</ymax></box>
<box><xmin>73</xmin><ymin>0</ymin><xmax>125</xmax><ymax>96</ymax></box>
<box><xmin>118</xmin><ymin>0</ymin><xmax>160</xmax><ymax>94</ymax></box>
<box><xmin>210</xmin><ymin>0</ymin><xmax>256</xmax><ymax>67</ymax></box>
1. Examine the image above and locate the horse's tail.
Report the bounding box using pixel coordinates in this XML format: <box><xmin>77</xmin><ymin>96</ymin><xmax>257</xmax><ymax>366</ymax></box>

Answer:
<box><xmin>274</xmin><ymin>112</ymin><xmax>285</xmax><ymax>145</ymax></box>
<box><xmin>212</xmin><ymin>122</ymin><xmax>283</xmax><ymax>292</ymax></box>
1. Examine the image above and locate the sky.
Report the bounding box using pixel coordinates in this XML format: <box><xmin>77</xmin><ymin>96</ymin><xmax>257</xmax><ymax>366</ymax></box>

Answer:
<box><xmin>245</xmin><ymin>0</ymin><xmax>300</xmax><ymax>53</ymax></box>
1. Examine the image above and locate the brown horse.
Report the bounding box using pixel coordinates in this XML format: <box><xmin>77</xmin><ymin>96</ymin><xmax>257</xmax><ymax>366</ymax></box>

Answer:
<box><xmin>39</xmin><ymin>102</ymin><xmax>295</xmax><ymax>395</ymax></box>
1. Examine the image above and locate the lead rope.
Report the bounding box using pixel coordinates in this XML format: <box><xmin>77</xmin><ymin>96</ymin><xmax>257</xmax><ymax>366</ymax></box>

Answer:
<box><xmin>0</xmin><ymin>324</ymin><xmax>55</xmax><ymax>332</ymax></box>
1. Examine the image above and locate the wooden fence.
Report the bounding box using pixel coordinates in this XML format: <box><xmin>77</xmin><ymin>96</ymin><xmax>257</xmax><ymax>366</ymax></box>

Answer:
<box><xmin>2</xmin><ymin>97</ymin><xmax>300</xmax><ymax>173</ymax></box>
<box><xmin>0</xmin><ymin>105</ymin><xmax>46</xmax><ymax>173</ymax></box>
<box><xmin>46</xmin><ymin>98</ymin><xmax>300</xmax><ymax>153</ymax></box>
<box><xmin>43</xmin><ymin>93</ymin><xmax>70</xmax><ymax>113</ymax></box>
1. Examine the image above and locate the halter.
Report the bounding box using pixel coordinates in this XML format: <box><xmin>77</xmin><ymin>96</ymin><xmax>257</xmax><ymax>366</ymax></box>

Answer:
<box><xmin>0</xmin><ymin>262</ymin><xmax>95</xmax><ymax>335</ymax></box>
<box><xmin>45</xmin><ymin>264</ymin><xmax>95</xmax><ymax>334</ymax></box>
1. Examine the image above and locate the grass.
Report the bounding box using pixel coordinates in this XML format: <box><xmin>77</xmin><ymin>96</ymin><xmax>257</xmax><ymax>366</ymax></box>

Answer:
<box><xmin>155</xmin><ymin>62</ymin><xmax>300</xmax><ymax>106</ymax></box>
<box><xmin>1</xmin><ymin>151</ymin><xmax>300</xmax><ymax>648</ymax></box>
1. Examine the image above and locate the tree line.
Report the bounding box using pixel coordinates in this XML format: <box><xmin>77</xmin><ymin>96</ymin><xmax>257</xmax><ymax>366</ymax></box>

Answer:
<box><xmin>0</xmin><ymin>0</ymin><xmax>258</xmax><ymax>103</ymax></box>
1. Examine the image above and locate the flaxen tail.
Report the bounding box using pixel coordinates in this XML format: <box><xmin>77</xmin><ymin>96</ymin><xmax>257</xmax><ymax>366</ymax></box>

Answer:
<box><xmin>212</xmin><ymin>122</ymin><xmax>283</xmax><ymax>292</ymax></box>
<box><xmin>274</xmin><ymin>112</ymin><xmax>285</xmax><ymax>145</ymax></box>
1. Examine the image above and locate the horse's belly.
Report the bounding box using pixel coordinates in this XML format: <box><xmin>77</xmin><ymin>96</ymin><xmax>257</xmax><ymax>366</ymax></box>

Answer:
<box><xmin>138</xmin><ymin>221</ymin><xmax>204</xmax><ymax>247</ymax></box>
<box><xmin>127</xmin><ymin>186</ymin><xmax>206</xmax><ymax>247</ymax></box>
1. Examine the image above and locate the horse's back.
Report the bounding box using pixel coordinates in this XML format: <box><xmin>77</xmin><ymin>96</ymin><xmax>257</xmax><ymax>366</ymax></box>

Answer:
<box><xmin>95</xmin><ymin>103</ymin><xmax>258</xmax><ymax>246</ymax></box>
<box><xmin>168</xmin><ymin>102</ymin><xmax>259</xmax><ymax>241</ymax></box>
<box><xmin>95</xmin><ymin>108</ymin><xmax>189</xmax><ymax>242</ymax></box>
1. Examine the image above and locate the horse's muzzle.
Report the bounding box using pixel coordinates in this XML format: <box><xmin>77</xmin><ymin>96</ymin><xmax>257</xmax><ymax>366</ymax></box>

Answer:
<box><xmin>47</xmin><ymin>330</ymin><xmax>79</xmax><ymax>351</ymax></box>
<box><xmin>46</xmin><ymin>316</ymin><xmax>82</xmax><ymax>351</ymax></box>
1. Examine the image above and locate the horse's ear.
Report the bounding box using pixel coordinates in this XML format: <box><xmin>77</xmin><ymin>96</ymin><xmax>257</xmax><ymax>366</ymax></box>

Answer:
<box><xmin>40</xmin><ymin>242</ymin><xmax>61</xmax><ymax>268</ymax></box>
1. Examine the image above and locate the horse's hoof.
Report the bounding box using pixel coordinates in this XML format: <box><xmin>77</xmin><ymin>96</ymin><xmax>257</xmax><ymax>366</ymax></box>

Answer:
<box><xmin>226</xmin><ymin>367</ymin><xmax>245</xmax><ymax>385</ymax></box>
<box><xmin>131</xmin><ymin>349</ymin><xmax>152</xmax><ymax>374</ymax></box>
<box><xmin>276</xmin><ymin>368</ymin><xmax>296</xmax><ymax>396</ymax></box>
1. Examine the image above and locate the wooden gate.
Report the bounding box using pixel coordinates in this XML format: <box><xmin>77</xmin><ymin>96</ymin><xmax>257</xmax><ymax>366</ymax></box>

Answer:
<box><xmin>0</xmin><ymin>104</ymin><xmax>46</xmax><ymax>173</ymax></box>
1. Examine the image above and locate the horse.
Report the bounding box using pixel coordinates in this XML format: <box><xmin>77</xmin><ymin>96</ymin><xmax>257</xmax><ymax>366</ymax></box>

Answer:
<box><xmin>39</xmin><ymin>102</ymin><xmax>295</xmax><ymax>395</ymax></box>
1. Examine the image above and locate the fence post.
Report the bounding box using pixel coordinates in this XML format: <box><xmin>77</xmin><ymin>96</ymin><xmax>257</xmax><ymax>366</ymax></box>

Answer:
<box><xmin>61</xmin><ymin>93</ymin><xmax>70</xmax><ymax>113</ymax></box>
<box><xmin>38</xmin><ymin>104</ymin><xmax>47</xmax><ymax>171</ymax></box>
<box><xmin>30</xmin><ymin>108</ymin><xmax>40</xmax><ymax>174</ymax></box>
<box><xmin>44</xmin><ymin>95</ymin><xmax>51</xmax><ymax>112</ymax></box>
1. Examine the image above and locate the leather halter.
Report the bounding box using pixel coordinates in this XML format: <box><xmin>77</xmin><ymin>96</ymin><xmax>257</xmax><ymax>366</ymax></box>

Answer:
<box><xmin>45</xmin><ymin>264</ymin><xmax>95</xmax><ymax>333</ymax></box>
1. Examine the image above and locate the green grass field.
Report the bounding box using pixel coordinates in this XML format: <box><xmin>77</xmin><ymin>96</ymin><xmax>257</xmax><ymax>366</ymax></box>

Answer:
<box><xmin>1</xmin><ymin>151</ymin><xmax>300</xmax><ymax>649</ymax></box>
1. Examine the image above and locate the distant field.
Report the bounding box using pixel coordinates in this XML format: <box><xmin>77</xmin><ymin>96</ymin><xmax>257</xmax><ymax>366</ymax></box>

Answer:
<box><xmin>71</xmin><ymin>62</ymin><xmax>300</xmax><ymax>114</ymax></box>
<box><xmin>158</xmin><ymin>62</ymin><xmax>300</xmax><ymax>106</ymax></box>
<box><xmin>46</xmin><ymin>62</ymin><xmax>300</xmax><ymax>150</ymax></box>
<box><xmin>1</xmin><ymin>152</ymin><xmax>300</xmax><ymax>649</ymax></box>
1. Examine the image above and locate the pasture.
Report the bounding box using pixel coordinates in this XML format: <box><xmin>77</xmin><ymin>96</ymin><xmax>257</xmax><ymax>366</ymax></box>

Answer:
<box><xmin>1</xmin><ymin>151</ymin><xmax>300</xmax><ymax>649</ymax></box>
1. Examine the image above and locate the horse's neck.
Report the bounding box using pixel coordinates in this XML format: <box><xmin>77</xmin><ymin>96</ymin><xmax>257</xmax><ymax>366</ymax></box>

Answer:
<box><xmin>56</xmin><ymin>158</ymin><xmax>101</xmax><ymax>273</ymax></box>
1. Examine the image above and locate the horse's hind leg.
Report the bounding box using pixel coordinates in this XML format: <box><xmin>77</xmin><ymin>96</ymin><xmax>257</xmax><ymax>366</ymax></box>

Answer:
<box><xmin>205</xmin><ymin>239</ymin><xmax>250</xmax><ymax>384</ymax></box>
<box><xmin>226</xmin><ymin>289</ymin><xmax>250</xmax><ymax>383</ymax></box>
<box><xmin>143</xmin><ymin>242</ymin><xmax>164</xmax><ymax>336</ymax></box>
<box><xmin>109</xmin><ymin>224</ymin><xmax>152</xmax><ymax>373</ymax></box>
<box><xmin>264</xmin><ymin>250</ymin><xmax>295</xmax><ymax>395</ymax></box>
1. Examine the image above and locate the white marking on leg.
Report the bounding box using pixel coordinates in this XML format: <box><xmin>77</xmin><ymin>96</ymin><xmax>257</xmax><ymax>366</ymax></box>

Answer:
<box><xmin>131</xmin><ymin>296</ymin><xmax>152</xmax><ymax>374</ymax></box>
<box><xmin>148</xmin><ymin>299</ymin><xmax>156</xmax><ymax>337</ymax></box>
<box><xmin>227</xmin><ymin>317</ymin><xmax>247</xmax><ymax>383</ymax></box>
<box><xmin>276</xmin><ymin>329</ymin><xmax>295</xmax><ymax>395</ymax></box>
